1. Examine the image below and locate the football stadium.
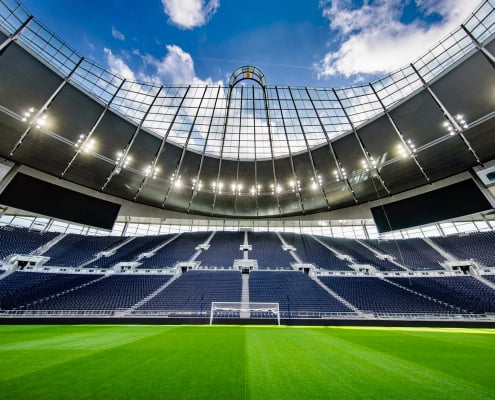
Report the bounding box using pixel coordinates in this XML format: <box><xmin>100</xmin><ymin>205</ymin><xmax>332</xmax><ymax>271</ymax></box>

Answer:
<box><xmin>0</xmin><ymin>0</ymin><xmax>495</xmax><ymax>398</ymax></box>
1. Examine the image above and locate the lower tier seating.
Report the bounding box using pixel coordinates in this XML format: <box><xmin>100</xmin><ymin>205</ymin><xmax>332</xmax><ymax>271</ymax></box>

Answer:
<box><xmin>249</xmin><ymin>271</ymin><xmax>352</xmax><ymax>313</ymax></box>
<box><xmin>26</xmin><ymin>274</ymin><xmax>172</xmax><ymax>310</ymax></box>
<box><xmin>138</xmin><ymin>270</ymin><xmax>242</xmax><ymax>312</ymax></box>
<box><xmin>0</xmin><ymin>271</ymin><xmax>101</xmax><ymax>309</ymax></box>
<box><xmin>319</xmin><ymin>276</ymin><xmax>456</xmax><ymax>314</ymax></box>
<box><xmin>389</xmin><ymin>276</ymin><xmax>495</xmax><ymax>314</ymax></box>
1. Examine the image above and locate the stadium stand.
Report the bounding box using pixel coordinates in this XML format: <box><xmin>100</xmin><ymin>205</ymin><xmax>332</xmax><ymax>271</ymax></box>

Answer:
<box><xmin>196</xmin><ymin>231</ymin><xmax>243</xmax><ymax>267</ymax></box>
<box><xmin>317</xmin><ymin>237</ymin><xmax>402</xmax><ymax>271</ymax></box>
<box><xmin>431</xmin><ymin>232</ymin><xmax>495</xmax><ymax>266</ymax></box>
<box><xmin>248</xmin><ymin>232</ymin><xmax>294</xmax><ymax>269</ymax></box>
<box><xmin>85</xmin><ymin>235</ymin><xmax>172</xmax><ymax>268</ymax></box>
<box><xmin>484</xmin><ymin>275</ymin><xmax>495</xmax><ymax>285</ymax></box>
<box><xmin>26</xmin><ymin>274</ymin><xmax>173</xmax><ymax>311</ymax></box>
<box><xmin>319</xmin><ymin>276</ymin><xmax>456</xmax><ymax>314</ymax></box>
<box><xmin>0</xmin><ymin>226</ymin><xmax>58</xmax><ymax>260</ymax></box>
<box><xmin>389</xmin><ymin>276</ymin><xmax>495</xmax><ymax>314</ymax></box>
<box><xmin>44</xmin><ymin>234</ymin><xmax>127</xmax><ymax>267</ymax></box>
<box><xmin>0</xmin><ymin>271</ymin><xmax>101</xmax><ymax>309</ymax></box>
<box><xmin>138</xmin><ymin>270</ymin><xmax>242</xmax><ymax>313</ymax></box>
<box><xmin>366</xmin><ymin>238</ymin><xmax>446</xmax><ymax>270</ymax></box>
<box><xmin>282</xmin><ymin>233</ymin><xmax>353</xmax><ymax>271</ymax></box>
<box><xmin>138</xmin><ymin>232</ymin><xmax>212</xmax><ymax>269</ymax></box>
<box><xmin>249</xmin><ymin>271</ymin><xmax>352</xmax><ymax>313</ymax></box>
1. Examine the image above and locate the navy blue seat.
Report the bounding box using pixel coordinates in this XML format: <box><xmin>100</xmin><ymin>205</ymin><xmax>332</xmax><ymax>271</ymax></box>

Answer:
<box><xmin>249</xmin><ymin>271</ymin><xmax>352</xmax><ymax>314</ymax></box>
<box><xmin>317</xmin><ymin>237</ymin><xmax>401</xmax><ymax>271</ymax></box>
<box><xmin>0</xmin><ymin>226</ymin><xmax>58</xmax><ymax>260</ymax></box>
<box><xmin>282</xmin><ymin>233</ymin><xmax>353</xmax><ymax>271</ymax></box>
<box><xmin>196</xmin><ymin>232</ymin><xmax>243</xmax><ymax>267</ymax></box>
<box><xmin>87</xmin><ymin>235</ymin><xmax>172</xmax><ymax>268</ymax></box>
<box><xmin>366</xmin><ymin>238</ymin><xmax>446</xmax><ymax>270</ymax></box>
<box><xmin>45</xmin><ymin>235</ymin><xmax>126</xmax><ymax>267</ymax></box>
<box><xmin>431</xmin><ymin>232</ymin><xmax>495</xmax><ymax>266</ymax></box>
<box><xmin>320</xmin><ymin>276</ymin><xmax>454</xmax><ymax>314</ymax></box>
<box><xmin>27</xmin><ymin>274</ymin><xmax>172</xmax><ymax>310</ymax></box>
<box><xmin>138</xmin><ymin>270</ymin><xmax>242</xmax><ymax>312</ymax></box>
<box><xmin>0</xmin><ymin>271</ymin><xmax>101</xmax><ymax>309</ymax></box>
<box><xmin>248</xmin><ymin>232</ymin><xmax>294</xmax><ymax>269</ymax></box>
<box><xmin>389</xmin><ymin>276</ymin><xmax>495</xmax><ymax>314</ymax></box>
<box><xmin>139</xmin><ymin>232</ymin><xmax>212</xmax><ymax>269</ymax></box>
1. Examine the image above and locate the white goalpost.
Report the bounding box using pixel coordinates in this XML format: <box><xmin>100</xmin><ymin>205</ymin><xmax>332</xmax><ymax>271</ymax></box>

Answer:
<box><xmin>210</xmin><ymin>302</ymin><xmax>280</xmax><ymax>325</ymax></box>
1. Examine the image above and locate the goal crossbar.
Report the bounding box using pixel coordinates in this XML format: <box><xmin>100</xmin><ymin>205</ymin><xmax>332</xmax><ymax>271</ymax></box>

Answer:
<box><xmin>210</xmin><ymin>302</ymin><xmax>280</xmax><ymax>325</ymax></box>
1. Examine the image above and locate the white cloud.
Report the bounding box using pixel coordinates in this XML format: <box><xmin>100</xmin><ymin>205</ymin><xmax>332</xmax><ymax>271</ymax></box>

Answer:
<box><xmin>111</xmin><ymin>26</ymin><xmax>126</xmax><ymax>41</ymax></box>
<box><xmin>315</xmin><ymin>0</ymin><xmax>478</xmax><ymax>79</ymax></box>
<box><xmin>143</xmin><ymin>44</ymin><xmax>221</xmax><ymax>85</ymax></box>
<box><xmin>161</xmin><ymin>0</ymin><xmax>219</xmax><ymax>29</ymax></box>
<box><xmin>104</xmin><ymin>45</ymin><xmax>222</xmax><ymax>85</ymax></box>
<box><xmin>104</xmin><ymin>48</ymin><xmax>136</xmax><ymax>81</ymax></box>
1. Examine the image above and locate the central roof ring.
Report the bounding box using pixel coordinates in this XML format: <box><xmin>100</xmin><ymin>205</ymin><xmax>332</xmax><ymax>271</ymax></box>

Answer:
<box><xmin>229</xmin><ymin>66</ymin><xmax>267</xmax><ymax>88</ymax></box>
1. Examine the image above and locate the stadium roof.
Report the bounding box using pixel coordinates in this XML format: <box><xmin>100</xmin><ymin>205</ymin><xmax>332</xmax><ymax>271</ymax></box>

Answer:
<box><xmin>0</xmin><ymin>0</ymin><xmax>494</xmax><ymax>219</ymax></box>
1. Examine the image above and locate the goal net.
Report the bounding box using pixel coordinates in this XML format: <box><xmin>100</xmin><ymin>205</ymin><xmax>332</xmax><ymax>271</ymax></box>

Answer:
<box><xmin>210</xmin><ymin>302</ymin><xmax>280</xmax><ymax>325</ymax></box>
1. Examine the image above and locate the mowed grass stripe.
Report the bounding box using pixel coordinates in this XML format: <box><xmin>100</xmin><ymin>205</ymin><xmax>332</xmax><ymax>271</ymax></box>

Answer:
<box><xmin>325</xmin><ymin>327</ymin><xmax>495</xmax><ymax>390</ymax></box>
<box><xmin>0</xmin><ymin>325</ymin><xmax>245</xmax><ymax>400</ymax></box>
<box><xmin>0</xmin><ymin>325</ymin><xmax>178</xmax><ymax>384</ymax></box>
<box><xmin>0</xmin><ymin>325</ymin><xmax>493</xmax><ymax>400</ymax></box>
<box><xmin>246</xmin><ymin>327</ymin><xmax>495</xmax><ymax>400</ymax></box>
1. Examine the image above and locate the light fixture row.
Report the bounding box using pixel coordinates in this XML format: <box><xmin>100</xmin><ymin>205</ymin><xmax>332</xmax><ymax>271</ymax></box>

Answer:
<box><xmin>21</xmin><ymin>107</ymin><xmax>47</xmax><ymax>129</ymax></box>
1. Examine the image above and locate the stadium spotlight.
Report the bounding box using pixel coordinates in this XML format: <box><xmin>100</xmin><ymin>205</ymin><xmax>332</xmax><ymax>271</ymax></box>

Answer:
<box><xmin>455</xmin><ymin>114</ymin><xmax>468</xmax><ymax>129</ymax></box>
<box><xmin>22</xmin><ymin>107</ymin><xmax>48</xmax><ymax>128</ymax></box>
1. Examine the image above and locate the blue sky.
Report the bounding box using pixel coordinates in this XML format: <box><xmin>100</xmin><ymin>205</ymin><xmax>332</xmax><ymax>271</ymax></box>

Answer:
<box><xmin>22</xmin><ymin>0</ymin><xmax>479</xmax><ymax>88</ymax></box>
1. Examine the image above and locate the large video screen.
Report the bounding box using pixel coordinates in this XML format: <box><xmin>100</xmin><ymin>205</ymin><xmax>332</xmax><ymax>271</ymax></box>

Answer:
<box><xmin>371</xmin><ymin>179</ymin><xmax>492</xmax><ymax>233</ymax></box>
<box><xmin>0</xmin><ymin>173</ymin><xmax>120</xmax><ymax>230</ymax></box>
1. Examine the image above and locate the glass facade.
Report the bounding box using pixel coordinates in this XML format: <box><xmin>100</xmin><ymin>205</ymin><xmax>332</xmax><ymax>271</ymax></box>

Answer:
<box><xmin>1</xmin><ymin>0</ymin><xmax>494</xmax><ymax>160</ymax></box>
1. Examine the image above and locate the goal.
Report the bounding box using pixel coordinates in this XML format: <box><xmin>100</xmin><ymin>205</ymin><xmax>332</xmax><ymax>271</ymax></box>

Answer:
<box><xmin>210</xmin><ymin>302</ymin><xmax>280</xmax><ymax>325</ymax></box>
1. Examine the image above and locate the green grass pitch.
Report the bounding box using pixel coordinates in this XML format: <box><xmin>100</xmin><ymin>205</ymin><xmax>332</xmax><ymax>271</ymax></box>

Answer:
<box><xmin>0</xmin><ymin>325</ymin><xmax>494</xmax><ymax>399</ymax></box>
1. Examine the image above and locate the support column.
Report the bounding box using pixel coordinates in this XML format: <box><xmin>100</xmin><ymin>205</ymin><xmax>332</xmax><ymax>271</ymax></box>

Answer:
<box><xmin>333</xmin><ymin>88</ymin><xmax>391</xmax><ymax>195</ymax></box>
<box><xmin>410</xmin><ymin>63</ymin><xmax>482</xmax><ymax>165</ymax></box>
<box><xmin>101</xmin><ymin>85</ymin><xmax>164</xmax><ymax>191</ymax></box>
<box><xmin>61</xmin><ymin>78</ymin><xmax>127</xmax><ymax>177</ymax></box>
<box><xmin>369</xmin><ymin>82</ymin><xmax>430</xmax><ymax>183</ymax></box>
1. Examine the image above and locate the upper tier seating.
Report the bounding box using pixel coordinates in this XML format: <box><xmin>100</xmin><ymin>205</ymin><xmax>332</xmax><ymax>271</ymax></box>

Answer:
<box><xmin>248</xmin><ymin>232</ymin><xmax>294</xmax><ymax>269</ymax></box>
<box><xmin>282</xmin><ymin>233</ymin><xmax>353</xmax><ymax>271</ymax></box>
<box><xmin>86</xmin><ymin>235</ymin><xmax>171</xmax><ymax>268</ymax></box>
<box><xmin>138</xmin><ymin>270</ymin><xmax>242</xmax><ymax>312</ymax></box>
<box><xmin>317</xmin><ymin>237</ymin><xmax>401</xmax><ymax>271</ymax></box>
<box><xmin>26</xmin><ymin>274</ymin><xmax>172</xmax><ymax>310</ymax></box>
<box><xmin>389</xmin><ymin>276</ymin><xmax>495</xmax><ymax>314</ymax></box>
<box><xmin>431</xmin><ymin>231</ymin><xmax>495</xmax><ymax>266</ymax></box>
<box><xmin>0</xmin><ymin>226</ymin><xmax>58</xmax><ymax>259</ymax></box>
<box><xmin>366</xmin><ymin>238</ymin><xmax>446</xmax><ymax>270</ymax></box>
<box><xmin>45</xmin><ymin>234</ymin><xmax>126</xmax><ymax>267</ymax></box>
<box><xmin>249</xmin><ymin>271</ymin><xmax>352</xmax><ymax>313</ymax></box>
<box><xmin>483</xmin><ymin>275</ymin><xmax>495</xmax><ymax>285</ymax></box>
<box><xmin>319</xmin><ymin>276</ymin><xmax>455</xmax><ymax>314</ymax></box>
<box><xmin>196</xmin><ymin>232</ymin><xmax>244</xmax><ymax>267</ymax></box>
<box><xmin>138</xmin><ymin>232</ymin><xmax>212</xmax><ymax>269</ymax></box>
<box><xmin>0</xmin><ymin>271</ymin><xmax>101</xmax><ymax>309</ymax></box>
